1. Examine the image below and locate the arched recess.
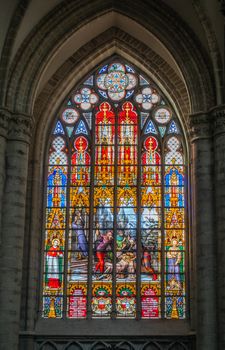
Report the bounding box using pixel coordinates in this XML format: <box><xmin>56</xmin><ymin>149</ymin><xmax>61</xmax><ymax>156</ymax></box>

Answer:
<box><xmin>90</xmin><ymin>341</ymin><xmax>111</xmax><ymax>350</ymax></box>
<box><xmin>21</xmin><ymin>54</ymin><xmax>192</xmax><ymax>340</ymax></box>
<box><xmin>39</xmin><ymin>341</ymin><xmax>58</xmax><ymax>350</ymax></box>
<box><xmin>142</xmin><ymin>342</ymin><xmax>161</xmax><ymax>350</ymax></box>
<box><xmin>21</xmin><ymin>37</ymin><xmax>193</xmax><ymax>331</ymax></box>
<box><xmin>64</xmin><ymin>341</ymin><xmax>83</xmax><ymax>350</ymax></box>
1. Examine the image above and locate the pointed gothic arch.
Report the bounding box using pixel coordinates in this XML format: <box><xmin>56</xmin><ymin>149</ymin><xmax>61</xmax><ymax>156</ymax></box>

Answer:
<box><xmin>40</xmin><ymin>57</ymin><xmax>188</xmax><ymax>321</ymax></box>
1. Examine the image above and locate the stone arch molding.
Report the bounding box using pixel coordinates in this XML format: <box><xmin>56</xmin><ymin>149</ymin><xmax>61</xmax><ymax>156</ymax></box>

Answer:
<box><xmin>33</xmin><ymin>28</ymin><xmax>190</xmax><ymax>158</ymax></box>
<box><xmin>4</xmin><ymin>0</ymin><xmax>215</xmax><ymax>119</ymax></box>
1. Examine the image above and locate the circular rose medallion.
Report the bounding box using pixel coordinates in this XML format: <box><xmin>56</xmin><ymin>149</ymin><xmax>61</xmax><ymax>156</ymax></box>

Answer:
<box><xmin>62</xmin><ymin>108</ymin><xmax>79</xmax><ymax>124</ymax></box>
<box><xmin>105</xmin><ymin>71</ymin><xmax>128</xmax><ymax>93</ymax></box>
<box><xmin>154</xmin><ymin>107</ymin><xmax>171</xmax><ymax>124</ymax></box>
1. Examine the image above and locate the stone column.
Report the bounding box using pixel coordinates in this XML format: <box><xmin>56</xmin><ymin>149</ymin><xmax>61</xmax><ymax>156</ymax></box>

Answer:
<box><xmin>0</xmin><ymin>113</ymin><xmax>33</xmax><ymax>350</ymax></box>
<box><xmin>212</xmin><ymin>105</ymin><xmax>225</xmax><ymax>350</ymax></box>
<box><xmin>189</xmin><ymin>112</ymin><xmax>217</xmax><ymax>350</ymax></box>
<box><xmin>0</xmin><ymin>109</ymin><xmax>9</xmax><ymax>243</ymax></box>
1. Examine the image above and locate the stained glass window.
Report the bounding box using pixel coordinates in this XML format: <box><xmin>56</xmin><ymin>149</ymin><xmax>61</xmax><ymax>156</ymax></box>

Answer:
<box><xmin>42</xmin><ymin>59</ymin><xmax>187</xmax><ymax>320</ymax></box>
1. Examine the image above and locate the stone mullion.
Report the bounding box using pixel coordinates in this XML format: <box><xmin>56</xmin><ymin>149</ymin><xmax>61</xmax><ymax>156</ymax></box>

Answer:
<box><xmin>212</xmin><ymin>105</ymin><xmax>225</xmax><ymax>350</ymax></box>
<box><xmin>87</xmin><ymin>113</ymin><xmax>95</xmax><ymax>319</ymax></box>
<box><xmin>0</xmin><ymin>113</ymin><xmax>33</xmax><ymax>350</ymax></box>
<box><xmin>189</xmin><ymin>112</ymin><xmax>217</xmax><ymax>350</ymax></box>
<box><xmin>112</xmin><ymin>111</ymin><xmax>118</xmax><ymax>319</ymax></box>
<box><xmin>161</xmin><ymin>137</ymin><xmax>165</xmax><ymax>319</ymax></box>
<box><xmin>136</xmin><ymin>111</ymin><xmax>142</xmax><ymax>320</ymax></box>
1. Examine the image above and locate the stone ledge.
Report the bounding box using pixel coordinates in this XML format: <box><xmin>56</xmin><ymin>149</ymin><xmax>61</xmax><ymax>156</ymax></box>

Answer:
<box><xmin>211</xmin><ymin>105</ymin><xmax>225</xmax><ymax>137</ymax></box>
<box><xmin>0</xmin><ymin>108</ymin><xmax>34</xmax><ymax>143</ymax></box>
<box><xmin>19</xmin><ymin>334</ymin><xmax>196</xmax><ymax>350</ymax></box>
<box><xmin>8</xmin><ymin>113</ymin><xmax>34</xmax><ymax>143</ymax></box>
<box><xmin>188</xmin><ymin>112</ymin><xmax>213</xmax><ymax>141</ymax></box>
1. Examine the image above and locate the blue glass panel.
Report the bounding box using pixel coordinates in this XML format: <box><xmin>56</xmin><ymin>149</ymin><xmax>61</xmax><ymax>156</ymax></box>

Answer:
<box><xmin>83</xmin><ymin>113</ymin><xmax>92</xmax><ymax>129</ymax></box>
<box><xmin>66</xmin><ymin>126</ymin><xmax>74</xmax><ymax>138</ymax></box>
<box><xmin>125</xmin><ymin>90</ymin><xmax>134</xmax><ymax>99</ymax></box>
<box><xmin>139</xmin><ymin>75</ymin><xmax>149</xmax><ymax>86</ymax></box>
<box><xmin>53</xmin><ymin>121</ymin><xmax>65</xmax><ymax>135</ymax></box>
<box><xmin>141</xmin><ymin>112</ymin><xmax>149</xmax><ymax>129</ymax></box>
<box><xmin>145</xmin><ymin>120</ymin><xmax>157</xmax><ymax>134</ymax></box>
<box><xmin>84</xmin><ymin>75</ymin><xmax>93</xmax><ymax>86</ymax></box>
<box><xmin>75</xmin><ymin>120</ymin><xmax>88</xmax><ymax>135</ymax></box>
<box><xmin>47</xmin><ymin>187</ymin><xmax>67</xmax><ymax>207</ymax></box>
<box><xmin>125</xmin><ymin>64</ymin><xmax>135</xmax><ymax>73</ymax></box>
<box><xmin>159</xmin><ymin>126</ymin><xmax>166</xmax><ymax>138</ymax></box>
<box><xmin>165</xmin><ymin>167</ymin><xmax>183</xmax><ymax>186</ymax></box>
<box><xmin>48</xmin><ymin>167</ymin><xmax>67</xmax><ymax>186</ymax></box>
<box><xmin>99</xmin><ymin>65</ymin><xmax>108</xmax><ymax>74</ymax></box>
<box><xmin>164</xmin><ymin>186</ymin><xmax>184</xmax><ymax>207</ymax></box>
<box><xmin>168</xmin><ymin>120</ymin><xmax>179</xmax><ymax>134</ymax></box>
<box><xmin>98</xmin><ymin>90</ymin><xmax>108</xmax><ymax>99</ymax></box>
<box><xmin>67</xmin><ymin>100</ymin><xmax>72</xmax><ymax>106</ymax></box>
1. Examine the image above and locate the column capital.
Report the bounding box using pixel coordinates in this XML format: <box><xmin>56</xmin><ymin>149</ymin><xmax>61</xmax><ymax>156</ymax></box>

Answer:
<box><xmin>211</xmin><ymin>105</ymin><xmax>225</xmax><ymax>137</ymax></box>
<box><xmin>8</xmin><ymin>113</ymin><xmax>34</xmax><ymax>144</ymax></box>
<box><xmin>0</xmin><ymin>108</ymin><xmax>11</xmax><ymax>138</ymax></box>
<box><xmin>188</xmin><ymin>112</ymin><xmax>213</xmax><ymax>142</ymax></box>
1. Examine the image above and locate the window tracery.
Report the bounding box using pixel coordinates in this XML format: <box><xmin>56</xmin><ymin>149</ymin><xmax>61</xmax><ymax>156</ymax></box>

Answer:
<box><xmin>42</xmin><ymin>60</ymin><xmax>187</xmax><ymax>320</ymax></box>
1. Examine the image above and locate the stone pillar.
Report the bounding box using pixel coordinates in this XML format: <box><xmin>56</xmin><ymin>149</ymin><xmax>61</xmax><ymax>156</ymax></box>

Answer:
<box><xmin>0</xmin><ymin>113</ymin><xmax>33</xmax><ymax>350</ymax></box>
<box><xmin>212</xmin><ymin>105</ymin><xmax>225</xmax><ymax>350</ymax></box>
<box><xmin>189</xmin><ymin>112</ymin><xmax>217</xmax><ymax>350</ymax></box>
<box><xmin>0</xmin><ymin>109</ymin><xmax>9</xmax><ymax>243</ymax></box>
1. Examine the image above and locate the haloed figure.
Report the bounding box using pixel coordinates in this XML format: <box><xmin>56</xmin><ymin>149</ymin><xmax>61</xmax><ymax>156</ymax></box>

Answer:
<box><xmin>72</xmin><ymin>212</ymin><xmax>88</xmax><ymax>259</ymax></box>
<box><xmin>167</xmin><ymin>236</ymin><xmax>182</xmax><ymax>289</ymax></box>
<box><xmin>46</xmin><ymin>238</ymin><xmax>63</xmax><ymax>288</ymax></box>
